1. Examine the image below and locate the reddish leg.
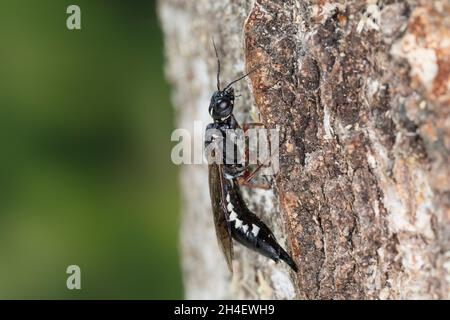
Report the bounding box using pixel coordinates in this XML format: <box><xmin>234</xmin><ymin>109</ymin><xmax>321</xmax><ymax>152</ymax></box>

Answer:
<box><xmin>237</xmin><ymin>154</ymin><xmax>274</xmax><ymax>190</ymax></box>
<box><xmin>242</xmin><ymin>122</ymin><xmax>265</xmax><ymax>134</ymax></box>
<box><xmin>238</xmin><ymin>178</ymin><xmax>271</xmax><ymax>190</ymax></box>
<box><xmin>238</xmin><ymin>133</ymin><xmax>282</xmax><ymax>190</ymax></box>
<box><xmin>241</xmin><ymin>122</ymin><xmax>266</xmax><ymax>167</ymax></box>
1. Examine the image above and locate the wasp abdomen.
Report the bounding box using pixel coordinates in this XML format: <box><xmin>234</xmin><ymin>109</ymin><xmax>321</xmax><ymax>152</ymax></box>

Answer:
<box><xmin>224</xmin><ymin>184</ymin><xmax>298</xmax><ymax>272</ymax></box>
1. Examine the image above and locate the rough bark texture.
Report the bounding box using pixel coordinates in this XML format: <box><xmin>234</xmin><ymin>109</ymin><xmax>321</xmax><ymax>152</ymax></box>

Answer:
<box><xmin>159</xmin><ymin>0</ymin><xmax>450</xmax><ymax>299</ymax></box>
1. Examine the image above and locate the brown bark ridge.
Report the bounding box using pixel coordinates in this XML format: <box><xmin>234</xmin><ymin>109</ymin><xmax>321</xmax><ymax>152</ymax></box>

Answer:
<box><xmin>159</xmin><ymin>0</ymin><xmax>450</xmax><ymax>299</ymax></box>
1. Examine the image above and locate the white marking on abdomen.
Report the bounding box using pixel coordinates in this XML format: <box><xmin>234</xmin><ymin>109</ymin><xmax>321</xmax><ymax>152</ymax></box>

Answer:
<box><xmin>251</xmin><ymin>224</ymin><xmax>260</xmax><ymax>237</ymax></box>
<box><xmin>224</xmin><ymin>172</ymin><xmax>235</xmax><ymax>180</ymax></box>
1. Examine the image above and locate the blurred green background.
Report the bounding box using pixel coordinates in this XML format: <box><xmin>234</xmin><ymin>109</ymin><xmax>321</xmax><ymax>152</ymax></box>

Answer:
<box><xmin>0</xmin><ymin>0</ymin><xmax>182</xmax><ymax>298</ymax></box>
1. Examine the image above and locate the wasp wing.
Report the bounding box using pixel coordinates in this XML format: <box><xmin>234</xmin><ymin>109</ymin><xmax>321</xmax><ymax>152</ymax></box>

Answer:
<box><xmin>208</xmin><ymin>163</ymin><xmax>233</xmax><ymax>272</ymax></box>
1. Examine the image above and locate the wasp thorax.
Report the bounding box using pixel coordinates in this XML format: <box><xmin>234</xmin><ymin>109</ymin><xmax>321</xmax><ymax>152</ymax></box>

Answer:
<box><xmin>209</xmin><ymin>88</ymin><xmax>234</xmax><ymax>121</ymax></box>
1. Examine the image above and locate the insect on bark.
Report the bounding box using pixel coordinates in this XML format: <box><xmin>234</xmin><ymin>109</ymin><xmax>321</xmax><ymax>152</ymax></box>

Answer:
<box><xmin>204</xmin><ymin>40</ymin><xmax>298</xmax><ymax>273</ymax></box>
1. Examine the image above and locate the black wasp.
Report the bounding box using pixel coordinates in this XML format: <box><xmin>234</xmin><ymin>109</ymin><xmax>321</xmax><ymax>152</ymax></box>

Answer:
<box><xmin>204</xmin><ymin>40</ymin><xmax>298</xmax><ymax>273</ymax></box>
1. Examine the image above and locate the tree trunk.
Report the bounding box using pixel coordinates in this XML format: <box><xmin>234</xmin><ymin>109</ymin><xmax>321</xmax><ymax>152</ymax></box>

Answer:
<box><xmin>158</xmin><ymin>0</ymin><xmax>450</xmax><ymax>299</ymax></box>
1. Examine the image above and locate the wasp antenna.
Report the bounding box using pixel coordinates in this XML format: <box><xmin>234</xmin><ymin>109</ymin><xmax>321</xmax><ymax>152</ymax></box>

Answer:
<box><xmin>224</xmin><ymin>64</ymin><xmax>264</xmax><ymax>91</ymax></box>
<box><xmin>212</xmin><ymin>37</ymin><xmax>221</xmax><ymax>91</ymax></box>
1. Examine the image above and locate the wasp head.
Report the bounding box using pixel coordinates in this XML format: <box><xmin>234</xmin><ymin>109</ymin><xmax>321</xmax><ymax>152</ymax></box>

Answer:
<box><xmin>209</xmin><ymin>87</ymin><xmax>234</xmax><ymax>122</ymax></box>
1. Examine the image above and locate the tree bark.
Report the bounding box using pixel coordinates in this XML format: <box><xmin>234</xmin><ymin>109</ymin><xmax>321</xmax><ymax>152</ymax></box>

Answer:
<box><xmin>159</xmin><ymin>0</ymin><xmax>450</xmax><ymax>299</ymax></box>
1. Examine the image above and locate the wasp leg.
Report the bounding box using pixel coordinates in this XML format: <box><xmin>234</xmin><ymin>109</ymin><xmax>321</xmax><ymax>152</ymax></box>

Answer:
<box><xmin>238</xmin><ymin>148</ymin><xmax>278</xmax><ymax>189</ymax></box>
<box><xmin>242</xmin><ymin>122</ymin><xmax>265</xmax><ymax>134</ymax></box>
<box><xmin>237</xmin><ymin>175</ymin><xmax>271</xmax><ymax>190</ymax></box>
<box><xmin>239</xmin><ymin>123</ymin><xmax>284</xmax><ymax>189</ymax></box>
<box><xmin>237</xmin><ymin>160</ymin><xmax>274</xmax><ymax>189</ymax></box>
<box><xmin>241</xmin><ymin>122</ymin><xmax>268</xmax><ymax>175</ymax></box>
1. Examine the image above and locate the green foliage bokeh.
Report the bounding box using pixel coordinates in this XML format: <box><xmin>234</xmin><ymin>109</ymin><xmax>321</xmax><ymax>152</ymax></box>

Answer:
<box><xmin>0</xmin><ymin>0</ymin><xmax>182</xmax><ymax>298</ymax></box>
